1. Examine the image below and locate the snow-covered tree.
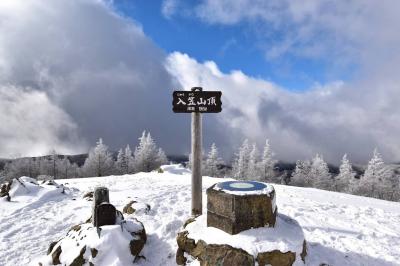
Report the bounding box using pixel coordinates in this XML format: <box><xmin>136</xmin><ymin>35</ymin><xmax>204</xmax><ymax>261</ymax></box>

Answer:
<box><xmin>247</xmin><ymin>144</ymin><xmax>260</xmax><ymax>180</ymax></box>
<box><xmin>360</xmin><ymin>149</ymin><xmax>395</xmax><ymax>199</ymax></box>
<box><xmin>3</xmin><ymin>158</ymin><xmax>31</xmax><ymax>180</ymax></box>
<box><xmin>156</xmin><ymin>148</ymin><xmax>168</xmax><ymax>167</ymax></box>
<box><xmin>232</xmin><ymin>139</ymin><xmax>250</xmax><ymax>179</ymax></box>
<box><xmin>203</xmin><ymin>143</ymin><xmax>223</xmax><ymax>177</ymax></box>
<box><xmin>310</xmin><ymin>154</ymin><xmax>332</xmax><ymax>190</ymax></box>
<box><xmin>133</xmin><ymin>131</ymin><xmax>167</xmax><ymax>172</ymax></box>
<box><xmin>116</xmin><ymin>149</ymin><xmax>127</xmax><ymax>175</ymax></box>
<box><xmin>335</xmin><ymin>154</ymin><xmax>356</xmax><ymax>192</ymax></box>
<box><xmin>259</xmin><ymin>139</ymin><xmax>277</xmax><ymax>182</ymax></box>
<box><xmin>125</xmin><ymin>145</ymin><xmax>135</xmax><ymax>174</ymax></box>
<box><xmin>81</xmin><ymin>138</ymin><xmax>114</xmax><ymax>177</ymax></box>
<box><xmin>38</xmin><ymin>150</ymin><xmax>59</xmax><ymax>178</ymax></box>
<box><xmin>56</xmin><ymin>157</ymin><xmax>79</xmax><ymax>179</ymax></box>
<box><xmin>116</xmin><ymin>145</ymin><xmax>137</xmax><ymax>175</ymax></box>
<box><xmin>290</xmin><ymin>160</ymin><xmax>311</xmax><ymax>187</ymax></box>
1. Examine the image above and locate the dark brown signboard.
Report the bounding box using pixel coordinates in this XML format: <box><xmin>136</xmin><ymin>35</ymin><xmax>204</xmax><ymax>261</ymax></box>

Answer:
<box><xmin>95</xmin><ymin>203</ymin><xmax>116</xmax><ymax>227</ymax></box>
<box><xmin>172</xmin><ymin>90</ymin><xmax>222</xmax><ymax>113</ymax></box>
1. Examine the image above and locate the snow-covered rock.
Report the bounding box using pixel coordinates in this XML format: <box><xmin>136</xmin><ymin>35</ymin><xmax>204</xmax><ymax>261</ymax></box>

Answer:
<box><xmin>176</xmin><ymin>214</ymin><xmax>306</xmax><ymax>266</ymax></box>
<box><xmin>123</xmin><ymin>200</ymin><xmax>151</xmax><ymax>215</ymax></box>
<box><xmin>0</xmin><ymin>176</ymin><xmax>66</xmax><ymax>203</ymax></box>
<box><xmin>40</xmin><ymin>218</ymin><xmax>146</xmax><ymax>266</ymax></box>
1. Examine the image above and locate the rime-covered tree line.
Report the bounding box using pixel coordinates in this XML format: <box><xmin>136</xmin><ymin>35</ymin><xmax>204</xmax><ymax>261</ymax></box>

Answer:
<box><xmin>0</xmin><ymin>131</ymin><xmax>168</xmax><ymax>180</ymax></box>
<box><xmin>231</xmin><ymin>139</ymin><xmax>278</xmax><ymax>182</ymax></box>
<box><xmin>227</xmin><ymin>139</ymin><xmax>399</xmax><ymax>201</ymax></box>
<box><xmin>290</xmin><ymin>149</ymin><xmax>399</xmax><ymax>201</ymax></box>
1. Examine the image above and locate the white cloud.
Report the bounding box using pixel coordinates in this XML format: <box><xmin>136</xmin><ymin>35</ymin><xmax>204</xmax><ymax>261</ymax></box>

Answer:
<box><xmin>0</xmin><ymin>86</ymin><xmax>84</xmax><ymax>157</ymax></box>
<box><xmin>162</xmin><ymin>0</ymin><xmax>180</xmax><ymax>18</ymax></box>
<box><xmin>166</xmin><ymin>52</ymin><xmax>400</xmax><ymax>163</ymax></box>
<box><xmin>0</xmin><ymin>0</ymin><xmax>193</xmax><ymax>157</ymax></box>
<box><xmin>194</xmin><ymin>0</ymin><xmax>400</xmax><ymax>71</ymax></box>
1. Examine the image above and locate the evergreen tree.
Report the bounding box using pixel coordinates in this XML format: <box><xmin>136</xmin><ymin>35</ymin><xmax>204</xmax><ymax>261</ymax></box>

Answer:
<box><xmin>335</xmin><ymin>154</ymin><xmax>356</xmax><ymax>192</ymax></box>
<box><xmin>247</xmin><ymin>143</ymin><xmax>260</xmax><ymax>180</ymax></box>
<box><xmin>361</xmin><ymin>149</ymin><xmax>394</xmax><ymax>199</ymax></box>
<box><xmin>156</xmin><ymin>148</ymin><xmax>169</xmax><ymax>167</ymax></box>
<box><xmin>81</xmin><ymin>138</ymin><xmax>114</xmax><ymax>177</ymax></box>
<box><xmin>133</xmin><ymin>131</ymin><xmax>167</xmax><ymax>172</ymax></box>
<box><xmin>259</xmin><ymin>139</ymin><xmax>277</xmax><ymax>182</ymax></box>
<box><xmin>290</xmin><ymin>160</ymin><xmax>311</xmax><ymax>187</ymax></box>
<box><xmin>311</xmin><ymin>154</ymin><xmax>332</xmax><ymax>190</ymax></box>
<box><xmin>203</xmin><ymin>143</ymin><xmax>223</xmax><ymax>177</ymax></box>
<box><xmin>116</xmin><ymin>148</ymin><xmax>127</xmax><ymax>174</ymax></box>
<box><xmin>125</xmin><ymin>145</ymin><xmax>135</xmax><ymax>174</ymax></box>
<box><xmin>232</xmin><ymin>139</ymin><xmax>250</xmax><ymax>179</ymax></box>
<box><xmin>50</xmin><ymin>149</ymin><xmax>58</xmax><ymax>179</ymax></box>
<box><xmin>56</xmin><ymin>157</ymin><xmax>73</xmax><ymax>179</ymax></box>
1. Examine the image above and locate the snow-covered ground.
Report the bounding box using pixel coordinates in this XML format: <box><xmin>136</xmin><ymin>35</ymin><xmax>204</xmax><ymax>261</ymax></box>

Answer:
<box><xmin>1</xmin><ymin>164</ymin><xmax>400</xmax><ymax>266</ymax></box>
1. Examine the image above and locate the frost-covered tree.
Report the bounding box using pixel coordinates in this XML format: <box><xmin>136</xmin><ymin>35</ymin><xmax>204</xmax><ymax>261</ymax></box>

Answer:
<box><xmin>290</xmin><ymin>160</ymin><xmax>311</xmax><ymax>187</ymax></box>
<box><xmin>259</xmin><ymin>139</ymin><xmax>277</xmax><ymax>182</ymax></box>
<box><xmin>203</xmin><ymin>143</ymin><xmax>223</xmax><ymax>177</ymax></box>
<box><xmin>134</xmin><ymin>131</ymin><xmax>167</xmax><ymax>172</ymax></box>
<box><xmin>335</xmin><ymin>154</ymin><xmax>356</xmax><ymax>192</ymax></box>
<box><xmin>3</xmin><ymin>158</ymin><xmax>31</xmax><ymax>180</ymax></box>
<box><xmin>56</xmin><ymin>157</ymin><xmax>79</xmax><ymax>179</ymax></box>
<box><xmin>125</xmin><ymin>145</ymin><xmax>135</xmax><ymax>174</ymax></box>
<box><xmin>232</xmin><ymin>139</ymin><xmax>250</xmax><ymax>179</ymax></box>
<box><xmin>81</xmin><ymin>138</ymin><xmax>114</xmax><ymax>177</ymax></box>
<box><xmin>38</xmin><ymin>150</ymin><xmax>59</xmax><ymax>178</ymax></box>
<box><xmin>156</xmin><ymin>148</ymin><xmax>168</xmax><ymax>167</ymax></box>
<box><xmin>360</xmin><ymin>149</ymin><xmax>395</xmax><ymax>199</ymax></box>
<box><xmin>247</xmin><ymin>144</ymin><xmax>260</xmax><ymax>180</ymax></box>
<box><xmin>310</xmin><ymin>154</ymin><xmax>332</xmax><ymax>190</ymax></box>
<box><xmin>116</xmin><ymin>148</ymin><xmax>128</xmax><ymax>175</ymax></box>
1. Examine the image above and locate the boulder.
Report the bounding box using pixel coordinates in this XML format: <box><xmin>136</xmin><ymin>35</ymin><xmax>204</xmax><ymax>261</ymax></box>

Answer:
<box><xmin>0</xmin><ymin>180</ymin><xmax>12</xmax><ymax>198</ymax></box>
<box><xmin>123</xmin><ymin>200</ymin><xmax>151</xmax><ymax>215</ymax></box>
<box><xmin>83</xmin><ymin>191</ymin><xmax>94</xmax><ymax>201</ymax></box>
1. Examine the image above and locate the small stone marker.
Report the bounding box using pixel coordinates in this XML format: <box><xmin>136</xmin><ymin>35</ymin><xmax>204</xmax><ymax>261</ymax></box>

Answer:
<box><xmin>92</xmin><ymin>186</ymin><xmax>116</xmax><ymax>227</ymax></box>
<box><xmin>207</xmin><ymin>181</ymin><xmax>277</xmax><ymax>234</ymax></box>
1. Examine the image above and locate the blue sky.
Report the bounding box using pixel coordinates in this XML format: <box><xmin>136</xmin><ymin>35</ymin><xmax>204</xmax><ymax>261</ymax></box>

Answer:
<box><xmin>113</xmin><ymin>0</ymin><xmax>349</xmax><ymax>91</ymax></box>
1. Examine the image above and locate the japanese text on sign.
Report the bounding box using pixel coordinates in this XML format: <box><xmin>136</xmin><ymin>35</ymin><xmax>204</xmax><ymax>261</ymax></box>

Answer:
<box><xmin>172</xmin><ymin>91</ymin><xmax>222</xmax><ymax>113</ymax></box>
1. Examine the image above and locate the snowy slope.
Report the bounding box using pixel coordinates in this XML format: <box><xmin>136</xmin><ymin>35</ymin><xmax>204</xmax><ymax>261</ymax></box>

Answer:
<box><xmin>0</xmin><ymin>165</ymin><xmax>399</xmax><ymax>266</ymax></box>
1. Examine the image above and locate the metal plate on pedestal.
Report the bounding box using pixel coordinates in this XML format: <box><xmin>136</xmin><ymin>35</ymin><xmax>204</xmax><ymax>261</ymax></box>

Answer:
<box><xmin>216</xmin><ymin>181</ymin><xmax>267</xmax><ymax>191</ymax></box>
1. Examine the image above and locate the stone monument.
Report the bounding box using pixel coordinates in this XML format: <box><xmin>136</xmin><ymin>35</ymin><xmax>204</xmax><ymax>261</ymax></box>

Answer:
<box><xmin>207</xmin><ymin>181</ymin><xmax>277</xmax><ymax>234</ymax></box>
<box><xmin>176</xmin><ymin>181</ymin><xmax>307</xmax><ymax>266</ymax></box>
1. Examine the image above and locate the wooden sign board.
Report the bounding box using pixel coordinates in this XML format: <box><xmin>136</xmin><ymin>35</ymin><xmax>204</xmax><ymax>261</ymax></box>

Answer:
<box><xmin>172</xmin><ymin>91</ymin><xmax>222</xmax><ymax>113</ymax></box>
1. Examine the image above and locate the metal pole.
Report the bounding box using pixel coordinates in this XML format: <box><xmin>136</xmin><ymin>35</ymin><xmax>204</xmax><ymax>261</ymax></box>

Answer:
<box><xmin>191</xmin><ymin>111</ymin><xmax>202</xmax><ymax>216</ymax></box>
